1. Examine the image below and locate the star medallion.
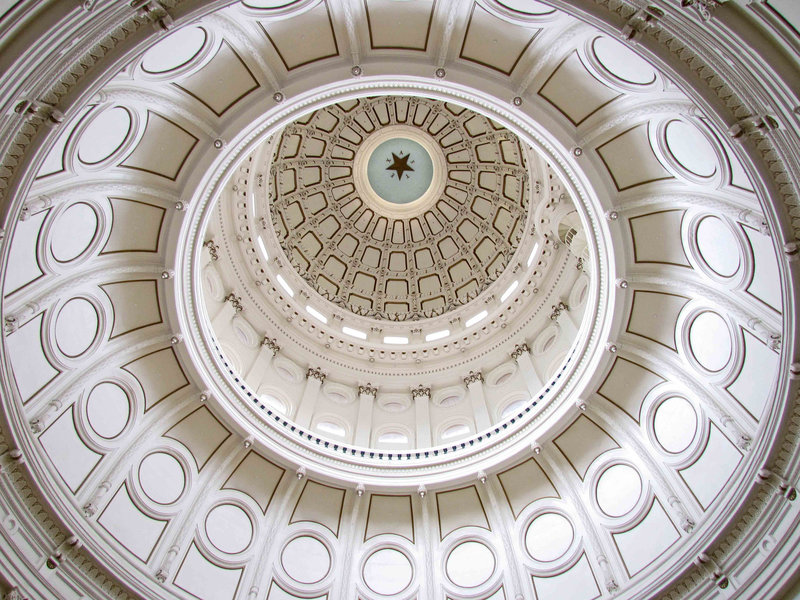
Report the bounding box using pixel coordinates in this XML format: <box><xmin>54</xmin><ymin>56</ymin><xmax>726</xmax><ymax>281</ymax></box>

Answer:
<box><xmin>386</xmin><ymin>152</ymin><xmax>414</xmax><ymax>180</ymax></box>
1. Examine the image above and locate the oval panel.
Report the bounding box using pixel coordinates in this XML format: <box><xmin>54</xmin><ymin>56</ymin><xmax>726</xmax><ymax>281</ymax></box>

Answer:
<box><xmin>596</xmin><ymin>464</ymin><xmax>642</xmax><ymax>517</ymax></box>
<box><xmin>592</xmin><ymin>36</ymin><xmax>657</xmax><ymax>85</ymax></box>
<box><xmin>695</xmin><ymin>216</ymin><xmax>740</xmax><ymax>277</ymax></box>
<box><xmin>501</xmin><ymin>398</ymin><xmax>528</xmax><ymax>419</ymax></box>
<box><xmin>688</xmin><ymin>311</ymin><xmax>732</xmax><ymax>372</ymax></box>
<box><xmin>243</xmin><ymin>0</ymin><xmax>297</xmax><ymax>7</ymax></box>
<box><xmin>525</xmin><ymin>512</ymin><xmax>574</xmax><ymax>562</ymax></box>
<box><xmin>446</xmin><ymin>541</ymin><xmax>495</xmax><ymax>588</ymax></box>
<box><xmin>77</xmin><ymin>107</ymin><xmax>132</xmax><ymax>165</ymax></box>
<box><xmin>378</xmin><ymin>394</ymin><xmax>411</xmax><ymax>413</ymax></box>
<box><xmin>141</xmin><ymin>27</ymin><xmax>207</xmax><ymax>73</ymax></box>
<box><xmin>497</xmin><ymin>0</ymin><xmax>556</xmax><ymax>15</ymax></box>
<box><xmin>138</xmin><ymin>452</ymin><xmax>185</xmax><ymax>505</ymax></box>
<box><xmin>55</xmin><ymin>298</ymin><xmax>99</xmax><ymax>357</ymax></box>
<box><xmin>665</xmin><ymin>120</ymin><xmax>718</xmax><ymax>178</ymax></box>
<box><xmin>281</xmin><ymin>536</ymin><xmax>330</xmax><ymax>584</ymax></box>
<box><xmin>205</xmin><ymin>504</ymin><xmax>253</xmax><ymax>554</ymax></box>
<box><xmin>86</xmin><ymin>382</ymin><xmax>130</xmax><ymax>439</ymax></box>
<box><xmin>653</xmin><ymin>396</ymin><xmax>698</xmax><ymax>454</ymax></box>
<box><xmin>363</xmin><ymin>548</ymin><xmax>413</xmax><ymax>596</ymax></box>
<box><xmin>260</xmin><ymin>393</ymin><xmax>286</xmax><ymax>414</ymax></box>
<box><xmin>50</xmin><ymin>203</ymin><xmax>98</xmax><ymax>263</ymax></box>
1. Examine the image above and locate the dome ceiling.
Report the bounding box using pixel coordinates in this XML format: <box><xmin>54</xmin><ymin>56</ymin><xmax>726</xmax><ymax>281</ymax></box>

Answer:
<box><xmin>199</xmin><ymin>93</ymin><xmax>589</xmax><ymax>458</ymax></box>
<box><xmin>0</xmin><ymin>1</ymin><xmax>799</xmax><ymax>600</ymax></box>
<box><xmin>270</xmin><ymin>95</ymin><xmax>531</xmax><ymax>321</ymax></box>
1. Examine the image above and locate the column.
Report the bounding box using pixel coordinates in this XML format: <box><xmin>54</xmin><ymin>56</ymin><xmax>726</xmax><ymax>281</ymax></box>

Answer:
<box><xmin>293</xmin><ymin>367</ymin><xmax>326</xmax><ymax>428</ymax></box>
<box><xmin>212</xmin><ymin>292</ymin><xmax>241</xmax><ymax>328</ymax></box>
<box><xmin>511</xmin><ymin>343</ymin><xmax>543</xmax><ymax>397</ymax></box>
<box><xmin>247</xmin><ymin>337</ymin><xmax>280</xmax><ymax>393</ymax></box>
<box><xmin>551</xmin><ymin>300</ymin><xmax>578</xmax><ymax>336</ymax></box>
<box><xmin>412</xmin><ymin>385</ymin><xmax>432</xmax><ymax>448</ymax></box>
<box><xmin>464</xmin><ymin>371</ymin><xmax>491</xmax><ymax>431</ymax></box>
<box><xmin>355</xmin><ymin>384</ymin><xmax>377</xmax><ymax>447</ymax></box>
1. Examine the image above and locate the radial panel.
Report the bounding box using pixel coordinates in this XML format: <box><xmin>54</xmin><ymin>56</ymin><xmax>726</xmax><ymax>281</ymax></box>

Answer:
<box><xmin>164</xmin><ymin>406</ymin><xmax>231</xmax><ymax>471</ymax></box>
<box><xmin>436</xmin><ymin>485</ymin><xmax>489</xmax><ymax>539</ymax></box>
<box><xmin>365</xmin><ymin>494</ymin><xmax>414</xmax><ymax>542</ymax></box>
<box><xmin>289</xmin><ymin>481</ymin><xmax>346</xmax><ymax>536</ymax></box>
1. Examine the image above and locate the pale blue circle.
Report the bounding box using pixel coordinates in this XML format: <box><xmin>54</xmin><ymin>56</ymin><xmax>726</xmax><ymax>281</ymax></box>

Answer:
<box><xmin>366</xmin><ymin>138</ymin><xmax>434</xmax><ymax>204</ymax></box>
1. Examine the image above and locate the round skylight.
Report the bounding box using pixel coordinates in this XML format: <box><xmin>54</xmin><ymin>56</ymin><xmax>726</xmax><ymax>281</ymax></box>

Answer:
<box><xmin>366</xmin><ymin>137</ymin><xmax>434</xmax><ymax>205</ymax></box>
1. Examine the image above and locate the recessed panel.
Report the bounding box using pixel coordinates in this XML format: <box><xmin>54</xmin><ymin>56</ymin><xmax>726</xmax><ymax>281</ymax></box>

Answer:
<box><xmin>121</xmin><ymin>112</ymin><xmax>198</xmax><ymax>180</ymax></box>
<box><xmin>50</xmin><ymin>203</ymin><xmax>98</xmax><ymax>262</ymax></box>
<box><xmin>55</xmin><ymin>298</ymin><xmax>99</xmax><ymax>357</ymax></box>
<box><xmin>138</xmin><ymin>452</ymin><xmax>185</xmax><ymax>505</ymax></box>
<box><xmin>525</xmin><ymin>512</ymin><xmax>574</xmax><ymax>562</ymax></box>
<box><xmin>281</xmin><ymin>536</ymin><xmax>330</xmax><ymax>584</ymax></box>
<box><xmin>141</xmin><ymin>26</ymin><xmax>207</xmax><ymax>73</ymax></box>
<box><xmin>695</xmin><ymin>216</ymin><xmax>740</xmax><ymax>277</ymax></box>
<box><xmin>174</xmin><ymin>543</ymin><xmax>243</xmax><ymax>600</ymax></box>
<box><xmin>727</xmin><ymin>330</ymin><xmax>779</xmax><ymax>418</ymax></box>
<box><xmin>176</xmin><ymin>41</ymin><xmax>259</xmax><ymax>116</ymax></box>
<box><xmin>77</xmin><ymin>107</ymin><xmax>131</xmax><ymax>165</ymax></box>
<box><xmin>592</xmin><ymin>36</ymin><xmax>656</xmax><ymax>85</ymax></box>
<box><xmin>596</xmin><ymin>464</ymin><xmax>642</xmax><ymax>517</ymax></box>
<box><xmin>261</xmin><ymin>2</ymin><xmax>338</xmax><ymax>70</ymax></box>
<box><xmin>363</xmin><ymin>548</ymin><xmax>413</xmax><ymax>596</ymax></box>
<box><xmin>532</xmin><ymin>554</ymin><xmax>600</xmax><ymax>600</ymax></box>
<box><xmin>460</xmin><ymin>5</ymin><xmax>538</xmax><ymax>74</ymax></box>
<box><xmin>39</xmin><ymin>406</ymin><xmax>102</xmax><ymax>492</ymax></box>
<box><xmin>596</xmin><ymin>123</ymin><xmax>673</xmax><ymax>191</ymax></box>
<box><xmin>613</xmin><ymin>501</ymin><xmax>680</xmax><ymax>576</ymax></box>
<box><xmin>98</xmin><ymin>484</ymin><xmax>166</xmax><ymax>562</ymax></box>
<box><xmin>6</xmin><ymin>312</ymin><xmax>59</xmax><ymax>402</ymax></box>
<box><xmin>365</xmin><ymin>0</ymin><xmax>434</xmax><ymax>50</ymax></box>
<box><xmin>86</xmin><ymin>382</ymin><xmax>131</xmax><ymax>439</ymax></box>
<box><xmin>688</xmin><ymin>311</ymin><xmax>731</xmax><ymax>372</ymax></box>
<box><xmin>446</xmin><ymin>541</ymin><xmax>495</xmax><ymax>588</ymax></box>
<box><xmin>653</xmin><ymin>397</ymin><xmax>697</xmax><ymax>454</ymax></box>
<box><xmin>205</xmin><ymin>504</ymin><xmax>253</xmax><ymax>554</ymax></box>
<box><xmin>665</xmin><ymin>120</ymin><xmax>717</xmax><ymax>178</ymax></box>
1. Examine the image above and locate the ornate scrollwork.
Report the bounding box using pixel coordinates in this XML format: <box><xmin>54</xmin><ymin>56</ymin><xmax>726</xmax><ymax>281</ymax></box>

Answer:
<box><xmin>358</xmin><ymin>384</ymin><xmax>378</xmax><ymax>397</ymax></box>
<box><xmin>549</xmin><ymin>301</ymin><xmax>569</xmax><ymax>321</ymax></box>
<box><xmin>224</xmin><ymin>293</ymin><xmax>243</xmax><ymax>313</ymax></box>
<box><xmin>510</xmin><ymin>343</ymin><xmax>530</xmax><ymax>360</ymax></box>
<box><xmin>410</xmin><ymin>385</ymin><xmax>431</xmax><ymax>399</ymax></box>
<box><xmin>463</xmin><ymin>371</ymin><xmax>484</xmax><ymax>386</ymax></box>
<box><xmin>203</xmin><ymin>239</ymin><xmax>220</xmax><ymax>261</ymax></box>
<box><xmin>262</xmin><ymin>336</ymin><xmax>280</xmax><ymax>356</ymax></box>
<box><xmin>306</xmin><ymin>367</ymin><xmax>327</xmax><ymax>382</ymax></box>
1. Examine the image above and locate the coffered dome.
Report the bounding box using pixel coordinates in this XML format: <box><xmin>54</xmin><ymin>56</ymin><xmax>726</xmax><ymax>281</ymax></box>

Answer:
<box><xmin>1</xmin><ymin>1</ymin><xmax>800</xmax><ymax>600</ymax></box>
<box><xmin>269</xmin><ymin>95</ymin><xmax>531</xmax><ymax>321</ymax></box>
